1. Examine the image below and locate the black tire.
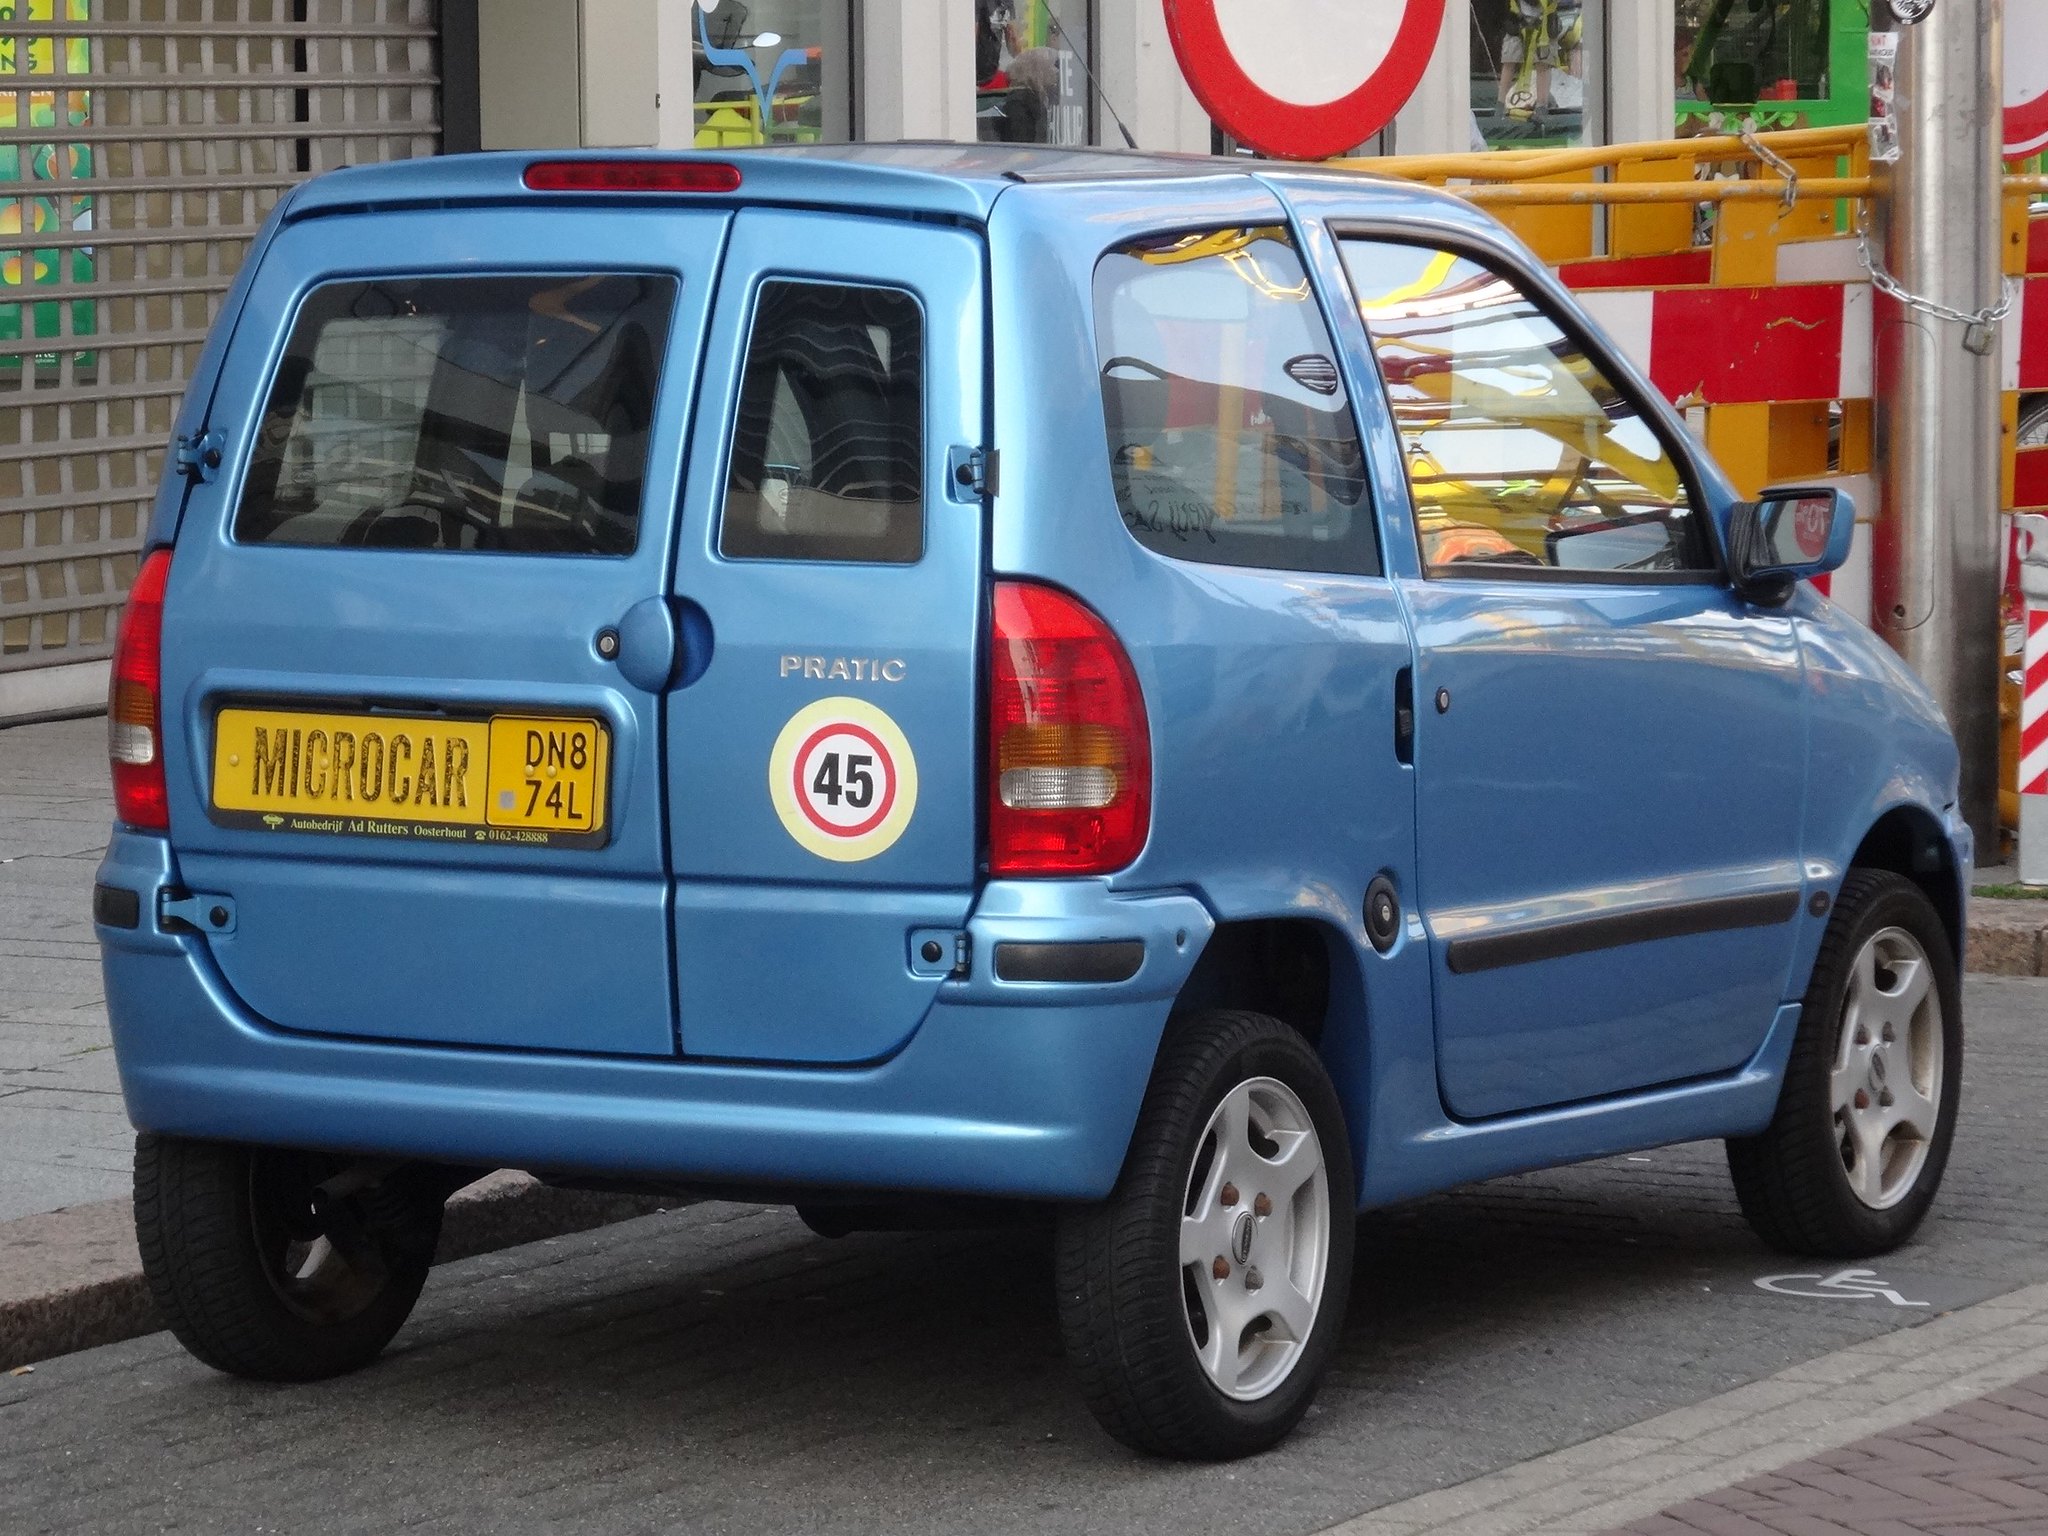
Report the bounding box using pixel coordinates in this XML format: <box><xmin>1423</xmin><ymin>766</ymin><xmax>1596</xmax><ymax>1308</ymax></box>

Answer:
<box><xmin>1727</xmin><ymin>869</ymin><xmax>1963</xmax><ymax>1258</ymax></box>
<box><xmin>1054</xmin><ymin>1010</ymin><xmax>1355</xmax><ymax>1460</ymax></box>
<box><xmin>134</xmin><ymin>1134</ymin><xmax>444</xmax><ymax>1381</ymax></box>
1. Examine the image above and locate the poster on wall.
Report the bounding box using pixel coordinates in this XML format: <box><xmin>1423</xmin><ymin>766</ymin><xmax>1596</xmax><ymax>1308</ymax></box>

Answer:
<box><xmin>0</xmin><ymin>0</ymin><xmax>94</xmax><ymax>373</ymax></box>
<box><xmin>1868</xmin><ymin>30</ymin><xmax>1899</xmax><ymax>165</ymax></box>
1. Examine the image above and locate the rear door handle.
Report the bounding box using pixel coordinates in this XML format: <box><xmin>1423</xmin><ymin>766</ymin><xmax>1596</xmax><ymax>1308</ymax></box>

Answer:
<box><xmin>1394</xmin><ymin>666</ymin><xmax>1415</xmax><ymax>765</ymax></box>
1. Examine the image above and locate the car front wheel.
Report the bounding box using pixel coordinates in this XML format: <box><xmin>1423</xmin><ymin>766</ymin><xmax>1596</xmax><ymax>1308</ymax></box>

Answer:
<box><xmin>1054</xmin><ymin>1009</ymin><xmax>1355</xmax><ymax>1460</ymax></box>
<box><xmin>1727</xmin><ymin>869</ymin><xmax>1962</xmax><ymax>1257</ymax></box>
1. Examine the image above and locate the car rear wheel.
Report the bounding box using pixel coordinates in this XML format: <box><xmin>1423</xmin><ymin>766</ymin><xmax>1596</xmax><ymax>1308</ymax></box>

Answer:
<box><xmin>1054</xmin><ymin>1010</ymin><xmax>1354</xmax><ymax>1460</ymax></box>
<box><xmin>134</xmin><ymin>1133</ymin><xmax>444</xmax><ymax>1381</ymax></box>
<box><xmin>1726</xmin><ymin>869</ymin><xmax>1962</xmax><ymax>1257</ymax></box>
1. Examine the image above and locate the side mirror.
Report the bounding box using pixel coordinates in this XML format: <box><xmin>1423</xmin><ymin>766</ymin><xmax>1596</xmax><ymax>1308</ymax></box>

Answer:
<box><xmin>1729</xmin><ymin>485</ymin><xmax>1855</xmax><ymax>601</ymax></box>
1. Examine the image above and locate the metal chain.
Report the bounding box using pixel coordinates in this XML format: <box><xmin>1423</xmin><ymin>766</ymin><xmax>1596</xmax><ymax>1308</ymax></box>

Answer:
<box><xmin>1854</xmin><ymin>208</ymin><xmax>2019</xmax><ymax>335</ymax></box>
<box><xmin>1740</xmin><ymin>131</ymin><xmax>1801</xmax><ymax>215</ymax></box>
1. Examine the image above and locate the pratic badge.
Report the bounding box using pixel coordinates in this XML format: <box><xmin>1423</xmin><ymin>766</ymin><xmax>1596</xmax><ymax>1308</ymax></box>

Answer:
<box><xmin>769</xmin><ymin>697</ymin><xmax>919</xmax><ymax>862</ymax></box>
<box><xmin>1163</xmin><ymin>0</ymin><xmax>1446</xmax><ymax>162</ymax></box>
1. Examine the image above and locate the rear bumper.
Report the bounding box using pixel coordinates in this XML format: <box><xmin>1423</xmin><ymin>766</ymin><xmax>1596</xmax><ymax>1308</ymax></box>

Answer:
<box><xmin>95</xmin><ymin>832</ymin><xmax>1210</xmax><ymax>1201</ymax></box>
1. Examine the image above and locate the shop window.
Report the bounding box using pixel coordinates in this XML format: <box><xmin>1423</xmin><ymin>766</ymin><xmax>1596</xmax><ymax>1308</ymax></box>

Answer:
<box><xmin>976</xmin><ymin>1</ymin><xmax>1093</xmax><ymax>147</ymax></box>
<box><xmin>1469</xmin><ymin>0</ymin><xmax>1595</xmax><ymax>150</ymax></box>
<box><xmin>692</xmin><ymin>1</ymin><xmax>853</xmax><ymax>147</ymax></box>
<box><xmin>1677</xmin><ymin>0</ymin><xmax>1833</xmax><ymax>111</ymax></box>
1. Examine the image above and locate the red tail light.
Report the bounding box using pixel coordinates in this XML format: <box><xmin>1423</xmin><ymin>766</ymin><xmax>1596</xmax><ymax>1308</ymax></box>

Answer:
<box><xmin>522</xmin><ymin>160</ymin><xmax>742</xmax><ymax>194</ymax></box>
<box><xmin>108</xmin><ymin>548</ymin><xmax>172</xmax><ymax>830</ymax></box>
<box><xmin>988</xmin><ymin>582</ymin><xmax>1151</xmax><ymax>876</ymax></box>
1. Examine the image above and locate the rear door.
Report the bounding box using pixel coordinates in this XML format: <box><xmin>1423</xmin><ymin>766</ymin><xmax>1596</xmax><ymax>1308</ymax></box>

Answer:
<box><xmin>159</xmin><ymin>204</ymin><xmax>727</xmax><ymax>1056</ymax></box>
<box><xmin>666</xmin><ymin>209</ymin><xmax>987</xmax><ymax>1063</ymax></box>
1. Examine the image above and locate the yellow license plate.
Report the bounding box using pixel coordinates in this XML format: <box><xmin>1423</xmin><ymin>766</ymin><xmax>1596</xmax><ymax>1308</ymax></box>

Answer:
<box><xmin>211</xmin><ymin>708</ymin><xmax>610</xmax><ymax>847</ymax></box>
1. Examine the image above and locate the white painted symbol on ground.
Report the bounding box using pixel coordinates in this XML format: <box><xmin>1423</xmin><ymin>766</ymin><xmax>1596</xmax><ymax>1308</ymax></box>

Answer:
<box><xmin>1753</xmin><ymin>1268</ymin><xmax>1929</xmax><ymax>1308</ymax></box>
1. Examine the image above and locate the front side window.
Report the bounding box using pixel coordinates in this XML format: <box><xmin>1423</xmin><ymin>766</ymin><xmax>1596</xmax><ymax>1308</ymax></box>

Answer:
<box><xmin>719</xmin><ymin>280</ymin><xmax>924</xmax><ymax>564</ymax></box>
<box><xmin>1093</xmin><ymin>227</ymin><xmax>1376</xmax><ymax>577</ymax></box>
<box><xmin>1340</xmin><ymin>239</ymin><xmax>1712</xmax><ymax>580</ymax></box>
<box><xmin>235</xmin><ymin>274</ymin><xmax>676</xmax><ymax>556</ymax></box>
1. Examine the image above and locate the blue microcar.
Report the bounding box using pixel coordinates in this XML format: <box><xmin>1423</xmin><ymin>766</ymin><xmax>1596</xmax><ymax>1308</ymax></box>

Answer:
<box><xmin>95</xmin><ymin>144</ymin><xmax>1968</xmax><ymax>1460</ymax></box>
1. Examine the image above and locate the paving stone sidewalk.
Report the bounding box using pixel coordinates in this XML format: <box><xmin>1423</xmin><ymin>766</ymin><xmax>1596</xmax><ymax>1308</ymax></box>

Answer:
<box><xmin>0</xmin><ymin>716</ymin><xmax>131</xmax><ymax>1221</ymax></box>
<box><xmin>1321</xmin><ymin>1278</ymin><xmax>2048</xmax><ymax>1536</ymax></box>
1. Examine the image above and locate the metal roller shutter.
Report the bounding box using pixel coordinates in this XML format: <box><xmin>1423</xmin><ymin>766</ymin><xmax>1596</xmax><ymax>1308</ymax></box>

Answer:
<box><xmin>1</xmin><ymin>0</ymin><xmax>440</xmax><ymax>723</ymax></box>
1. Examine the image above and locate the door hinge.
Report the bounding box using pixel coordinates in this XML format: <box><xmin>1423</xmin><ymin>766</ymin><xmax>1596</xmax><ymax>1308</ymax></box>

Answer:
<box><xmin>172</xmin><ymin>430</ymin><xmax>225</xmax><ymax>484</ymax></box>
<box><xmin>947</xmin><ymin>445</ymin><xmax>998</xmax><ymax>503</ymax></box>
<box><xmin>910</xmin><ymin>928</ymin><xmax>972</xmax><ymax>978</ymax></box>
<box><xmin>158</xmin><ymin>889</ymin><xmax>237</xmax><ymax>936</ymax></box>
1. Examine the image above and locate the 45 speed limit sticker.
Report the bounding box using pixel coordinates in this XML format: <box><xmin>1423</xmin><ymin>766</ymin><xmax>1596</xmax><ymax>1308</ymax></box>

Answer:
<box><xmin>768</xmin><ymin>697</ymin><xmax>919</xmax><ymax>862</ymax></box>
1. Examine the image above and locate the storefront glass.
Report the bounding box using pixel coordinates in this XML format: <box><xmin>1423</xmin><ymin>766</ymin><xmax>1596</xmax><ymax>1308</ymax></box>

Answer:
<box><xmin>1677</xmin><ymin>0</ymin><xmax>1832</xmax><ymax>113</ymax></box>
<box><xmin>1469</xmin><ymin>0</ymin><xmax>1594</xmax><ymax>149</ymax></box>
<box><xmin>690</xmin><ymin>0</ymin><xmax>853</xmax><ymax>146</ymax></box>
<box><xmin>975</xmin><ymin>1</ymin><xmax>1092</xmax><ymax>146</ymax></box>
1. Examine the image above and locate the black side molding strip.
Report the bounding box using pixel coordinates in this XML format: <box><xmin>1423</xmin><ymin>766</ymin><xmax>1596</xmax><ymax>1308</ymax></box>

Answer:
<box><xmin>993</xmin><ymin>940</ymin><xmax>1145</xmax><ymax>985</ymax></box>
<box><xmin>1445</xmin><ymin>889</ymin><xmax>1803</xmax><ymax>976</ymax></box>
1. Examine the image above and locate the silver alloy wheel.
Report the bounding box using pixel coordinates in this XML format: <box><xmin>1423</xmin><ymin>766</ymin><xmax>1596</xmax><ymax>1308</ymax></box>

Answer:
<box><xmin>1832</xmin><ymin>926</ymin><xmax>1945</xmax><ymax>1211</ymax></box>
<box><xmin>1179</xmin><ymin>1076</ymin><xmax>1331</xmax><ymax>1401</ymax></box>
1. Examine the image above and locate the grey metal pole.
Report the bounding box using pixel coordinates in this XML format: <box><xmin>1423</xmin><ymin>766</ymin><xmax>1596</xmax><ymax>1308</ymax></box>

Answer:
<box><xmin>1870</xmin><ymin>0</ymin><xmax>2006</xmax><ymax>857</ymax></box>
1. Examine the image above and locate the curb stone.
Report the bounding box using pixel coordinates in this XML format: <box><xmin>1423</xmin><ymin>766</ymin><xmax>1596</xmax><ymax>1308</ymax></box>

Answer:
<box><xmin>0</xmin><ymin>1170</ymin><xmax>674</xmax><ymax>1371</ymax></box>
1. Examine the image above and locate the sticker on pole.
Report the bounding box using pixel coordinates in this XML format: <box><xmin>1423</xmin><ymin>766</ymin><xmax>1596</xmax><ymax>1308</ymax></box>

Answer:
<box><xmin>1164</xmin><ymin>0</ymin><xmax>1446</xmax><ymax>161</ymax></box>
<box><xmin>2009</xmin><ymin>3</ymin><xmax>2048</xmax><ymax>160</ymax></box>
<box><xmin>769</xmin><ymin>697</ymin><xmax>918</xmax><ymax>862</ymax></box>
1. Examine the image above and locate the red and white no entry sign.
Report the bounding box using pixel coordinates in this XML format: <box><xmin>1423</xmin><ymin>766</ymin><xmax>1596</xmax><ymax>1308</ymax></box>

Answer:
<box><xmin>1165</xmin><ymin>0</ymin><xmax>1446</xmax><ymax>162</ymax></box>
<box><xmin>2009</xmin><ymin>4</ymin><xmax>2048</xmax><ymax>160</ymax></box>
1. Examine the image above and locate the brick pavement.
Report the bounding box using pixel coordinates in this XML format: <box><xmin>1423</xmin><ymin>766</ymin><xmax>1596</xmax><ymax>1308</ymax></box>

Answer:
<box><xmin>1613</xmin><ymin>1373</ymin><xmax>2048</xmax><ymax>1535</ymax></box>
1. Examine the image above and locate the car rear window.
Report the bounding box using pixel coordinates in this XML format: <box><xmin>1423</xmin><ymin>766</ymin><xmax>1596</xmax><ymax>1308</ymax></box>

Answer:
<box><xmin>718</xmin><ymin>280</ymin><xmax>924</xmax><ymax>565</ymax></box>
<box><xmin>234</xmin><ymin>274</ymin><xmax>677</xmax><ymax>556</ymax></box>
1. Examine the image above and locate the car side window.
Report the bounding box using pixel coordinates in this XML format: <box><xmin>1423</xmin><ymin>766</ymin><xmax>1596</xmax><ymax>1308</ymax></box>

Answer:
<box><xmin>719</xmin><ymin>280</ymin><xmax>924</xmax><ymax>564</ymax></box>
<box><xmin>1339</xmin><ymin>239</ymin><xmax>1714</xmax><ymax>579</ymax></box>
<box><xmin>1093</xmin><ymin>227</ymin><xmax>1377</xmax><ymax>577</ymax></box>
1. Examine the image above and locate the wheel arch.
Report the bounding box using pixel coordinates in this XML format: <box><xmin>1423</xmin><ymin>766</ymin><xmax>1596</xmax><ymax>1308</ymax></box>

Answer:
<box><xmin>1164</xmin><ymin>915</ymin><xmax>1375</xmax><ymax>1186</ymax></box>
<box><xmin>1167</xmin><ymin>916</ymin><xmax>1358</xmax><ymax>1049</ymax></box>
<box><xmin>1846</xmin><ymin>803</ymin><xmax>1965</xmax><ymax>961</ymax></box>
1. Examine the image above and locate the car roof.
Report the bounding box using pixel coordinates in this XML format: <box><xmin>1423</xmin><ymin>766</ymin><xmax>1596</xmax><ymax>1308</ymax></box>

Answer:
<box><xmin>280</xmin><ymin>144</ymin><xmax>1471</xmax><ymax>231</ymax></box>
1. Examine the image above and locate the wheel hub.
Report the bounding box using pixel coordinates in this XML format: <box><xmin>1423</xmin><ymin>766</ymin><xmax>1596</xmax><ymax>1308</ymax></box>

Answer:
<box><xmin>1179</xmin><ymin>1076</ymin><xmax>1331</xmax><ymax>1401</ymax></box>
<box><xmin>1831</xmin><ymin>926</ymin><xmax>1944</xmax><ymax>1211</ymax></box>
<box><xmin>1231</xmin><ymin>1210</ymin><xmax>1256</xmax><ymax>1266</ymax></box>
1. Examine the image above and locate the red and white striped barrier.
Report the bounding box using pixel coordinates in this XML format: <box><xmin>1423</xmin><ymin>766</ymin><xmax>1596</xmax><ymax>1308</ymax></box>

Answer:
<box><xmin>1562</xmin><ymin>240</ymin><xmax>2038</xmax><ymax>408</ymax></box>
<box><xmin>2020</xmin><ymin>514</ymin><xmax>2048</xmax><ymax>886</ymax></box>
<box><xmin>2023</xmin><ymin>610</ymin><xmax>2048</xmax><ymax>801</ymax></box>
